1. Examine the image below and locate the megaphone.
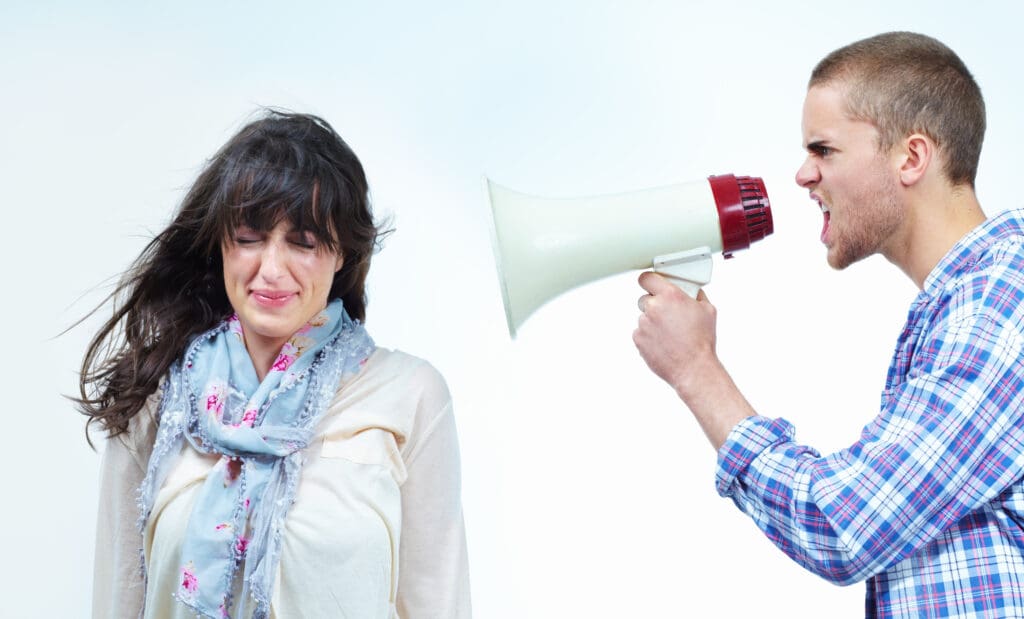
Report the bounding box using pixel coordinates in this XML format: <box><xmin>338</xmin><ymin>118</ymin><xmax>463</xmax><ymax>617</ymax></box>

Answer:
<box><xmin>485</xmin><ymin>174</ymin><xmax>773</xmax><ymax>337</ymax></box>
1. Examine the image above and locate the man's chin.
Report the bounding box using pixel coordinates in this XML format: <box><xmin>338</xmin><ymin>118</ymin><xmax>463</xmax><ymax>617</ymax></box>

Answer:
<box><xmin>827</xmin><ymin>246</ymin><xmax>869</xmax><ymax>271</ymax></box>
<box><xmin>825</xmin><ymin>246</ymin><xmax>843</xmax><ymax>270</ymax></box>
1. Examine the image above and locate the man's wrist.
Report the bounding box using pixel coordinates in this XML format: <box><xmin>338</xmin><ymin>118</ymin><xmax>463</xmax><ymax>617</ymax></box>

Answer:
<box><xmin>671</xmin><ymin>354</ymin><xmax>755</xmax><ymax>450</ymax></box>
<box><xmin>671</xmin><ymin>352</ymin><xmax>725</xmax><ymax>403</ymax></box>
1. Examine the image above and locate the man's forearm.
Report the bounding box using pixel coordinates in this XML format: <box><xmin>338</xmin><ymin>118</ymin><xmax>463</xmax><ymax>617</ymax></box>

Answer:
<box><xmin>673</xmin><ymin>355</ymin><xmax>756</xmax><ymax>450</ymax></box>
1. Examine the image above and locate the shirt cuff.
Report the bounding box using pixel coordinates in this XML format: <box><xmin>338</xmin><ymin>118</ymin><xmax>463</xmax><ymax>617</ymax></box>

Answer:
<box><xmin>715</xmin><ymin>415</ymin><xmax>794</xmax><ymax>497</ymax></box>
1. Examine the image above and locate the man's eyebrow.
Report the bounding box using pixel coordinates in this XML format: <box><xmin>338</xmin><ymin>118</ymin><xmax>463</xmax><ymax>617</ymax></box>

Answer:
<box><xmin>805</xmin><ymin>140</ymin><xmax>832</xmax><ymax>153</ymax></box>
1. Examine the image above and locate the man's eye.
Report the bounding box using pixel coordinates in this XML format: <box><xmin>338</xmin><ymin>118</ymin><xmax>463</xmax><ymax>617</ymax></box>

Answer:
<box><xmin>235</xmin><ymin>236</ymin><xmax>261</xmax><ymax>244</ymax></box>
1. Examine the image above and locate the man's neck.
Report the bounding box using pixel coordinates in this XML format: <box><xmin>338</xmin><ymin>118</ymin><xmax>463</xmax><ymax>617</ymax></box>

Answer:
<box><xmin>886</xmin><ymin>183</ymin><xmax>985</xmax><ymax>289</ymax></box>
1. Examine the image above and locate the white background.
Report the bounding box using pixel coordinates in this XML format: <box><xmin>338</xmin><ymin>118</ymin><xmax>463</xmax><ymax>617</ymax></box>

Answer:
<box><xmin>3</xmin><ymin>1</ymin><xmax>1024</xmax><ymax>617</ymax></box>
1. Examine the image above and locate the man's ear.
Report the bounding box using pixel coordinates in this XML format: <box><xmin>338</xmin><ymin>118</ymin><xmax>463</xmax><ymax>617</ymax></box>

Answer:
<box><xmin>897</xmin><ymin>133</ymin><xmax>934</xmax><ymax>186</ymax></box>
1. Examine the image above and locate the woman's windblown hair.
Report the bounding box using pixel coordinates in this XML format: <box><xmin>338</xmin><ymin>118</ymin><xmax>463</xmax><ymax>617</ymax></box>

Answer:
<box><xmin>76</xmin><ymin>110</ymin><xmax>387</xmax><ymax>443</ymax></box>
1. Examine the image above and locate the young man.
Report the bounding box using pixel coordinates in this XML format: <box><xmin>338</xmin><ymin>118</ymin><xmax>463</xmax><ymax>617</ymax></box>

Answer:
<box><xmin>633</xmin><ymin>32</ymin><xmax>1024</xmax><ymax>617</ymax></box>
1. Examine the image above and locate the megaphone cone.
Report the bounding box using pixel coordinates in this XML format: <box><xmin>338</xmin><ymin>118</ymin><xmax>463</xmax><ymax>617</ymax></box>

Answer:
<box><xmin>485</xmin><ymin>174</ymin><xmax>773</xmax><ymax>338</ymax></box>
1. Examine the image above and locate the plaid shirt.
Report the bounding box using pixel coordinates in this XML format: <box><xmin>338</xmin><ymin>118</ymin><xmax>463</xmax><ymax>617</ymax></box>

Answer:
<box><xmin>717</xmin><ymin>209</ymin><xmax>1024</xmax><ymax>618</ymax></box>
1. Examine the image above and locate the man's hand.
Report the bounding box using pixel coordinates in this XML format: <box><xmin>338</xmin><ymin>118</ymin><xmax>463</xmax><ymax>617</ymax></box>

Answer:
<box><xmin>632</xmin><ymin>271</ymin><xmax>755</xmax><ymax>449</ymax></box>
<box><xmin>633</xmin><ymin>271</ymin><xmax>719</xmax><ymax>398</ymax></box>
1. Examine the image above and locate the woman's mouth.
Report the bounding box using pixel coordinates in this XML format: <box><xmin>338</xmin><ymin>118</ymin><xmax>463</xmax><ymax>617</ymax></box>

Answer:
<box><xmin>251</xmin><ymin>289</ymin><xmax>297</xmax><ymax>308</ymax></box>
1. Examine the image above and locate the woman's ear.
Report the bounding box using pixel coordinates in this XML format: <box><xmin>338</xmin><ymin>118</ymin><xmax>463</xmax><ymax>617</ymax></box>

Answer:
<box><xmin>335</xmin><ymin>254</ymin><xmax>344</xmax><ymax>273</ymax></box>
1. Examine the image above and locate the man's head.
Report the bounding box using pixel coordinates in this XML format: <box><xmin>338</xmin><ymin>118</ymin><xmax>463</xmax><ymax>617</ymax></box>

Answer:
<box><xmin>796</xmin><ymin>32</ymin><xmax>986</xmax><ymax>271</ymax></box>
<box><xmin>809</xmin><ymin>31</ymin><xmax>985</xmax><ymax>187</ymax></box>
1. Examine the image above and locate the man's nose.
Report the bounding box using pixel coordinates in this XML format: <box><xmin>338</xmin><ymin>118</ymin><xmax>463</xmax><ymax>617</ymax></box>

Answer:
<box><xmin>795</xmin><ymin>157</ymin><xmax>819</xmax><ymax>188</ymax></box>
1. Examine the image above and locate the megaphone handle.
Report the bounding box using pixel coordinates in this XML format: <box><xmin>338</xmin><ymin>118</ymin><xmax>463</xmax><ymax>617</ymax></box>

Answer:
<box><xmin>653</xmin><ymin>247</ymin><xmax>713</xmax><ymax>299</ymax></box>
<box><xmin>658</xmin><ymin>275</ymin><xmax>703</xmax><ymax>298</ymax></box>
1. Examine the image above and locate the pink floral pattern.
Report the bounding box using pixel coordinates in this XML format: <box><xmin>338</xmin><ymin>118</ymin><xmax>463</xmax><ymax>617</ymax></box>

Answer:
<box><xmin>238</xmin><ymin>408</ymin><xmax>258</xmax><ymax>428</ymax></box>
<box><xmin>271</xmin><ymin>350</ymin><xmax>295</xmax><ymax>373</ymax></box>
<box><xmin>223</xmin><ymin>457</ymin><xmax>242</xmax><ymax>486</ymax></box>
<box><xmin>180</xmin><ymin>561</ymin><xmax>198</xmax><ymax>599</ymax></box>
<box><xmin>204</xmin><ymin>382</ymin><xmax>226</xmax><ymax>418</ymax></box>
<box><xmin>235</xmin><ymin>536</ymin><xmax>249</xmax><ymax>556</ymax></box>
<box><xmin>228</xmin><ymin>313</ymin><xmax>244</xmax><ymax>342</ymax></box>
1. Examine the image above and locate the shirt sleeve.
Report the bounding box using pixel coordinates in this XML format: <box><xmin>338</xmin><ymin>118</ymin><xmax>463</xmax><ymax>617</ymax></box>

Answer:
<box><xmin>92</xmin><ymin>433</ymin><xmax>148</xmax><ymax>617</ymax></box>
<box><xmin>396</xmin><ymin>376</ymin><xmax>473</xmax><ymax>617</ymax></box>
<box><xmin>92</xmin><ymin>396</ymin><xmax>159</xmax><ymax>618</ymax></box>
<box><xmin>715</xmin><ymin>310</ymin><xmax>1024</xmax><ymax>585</ymax></box>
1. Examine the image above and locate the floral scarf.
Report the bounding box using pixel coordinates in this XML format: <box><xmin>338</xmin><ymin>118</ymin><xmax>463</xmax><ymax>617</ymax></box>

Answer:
<box><xmin>136</xmin><ymin>299</ymin><xmax>375</xmax><ymax>618</ymax></box>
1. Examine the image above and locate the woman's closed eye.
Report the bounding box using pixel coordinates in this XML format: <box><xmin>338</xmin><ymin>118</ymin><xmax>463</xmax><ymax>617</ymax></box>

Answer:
<box><xmin>288</xmin><ymin>231</ymin><xmax>319</xmax><ymax>250</ymax></box>
<box><xmin>233</xmin><ymin>225</ymin><xmax>263</xmax><ymax>245</ymax></box>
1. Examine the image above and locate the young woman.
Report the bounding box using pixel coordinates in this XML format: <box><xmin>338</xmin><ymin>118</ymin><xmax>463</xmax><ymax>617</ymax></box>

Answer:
<box><xmin>81</xmin><ymin>111</ymin><xmax>471</xmax><ymax>618</ymax></box>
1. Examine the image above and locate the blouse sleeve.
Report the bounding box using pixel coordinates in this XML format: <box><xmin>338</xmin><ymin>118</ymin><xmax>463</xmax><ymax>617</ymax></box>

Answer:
<box><xmin>396</xmin><ymin>366</ymin><xmax>472</xmax><ymax>618</ymax></box>
<box><xmin>92</xmin><ymin>399</ymin><xmax>158</xmax><ymax>618</ymax></box>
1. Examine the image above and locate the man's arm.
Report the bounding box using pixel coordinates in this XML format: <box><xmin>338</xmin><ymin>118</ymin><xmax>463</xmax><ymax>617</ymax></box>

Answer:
<box><xmin>632</xmin><ymin>271</ymin><xmax>1024</xmax><ymax>584</ymax></box>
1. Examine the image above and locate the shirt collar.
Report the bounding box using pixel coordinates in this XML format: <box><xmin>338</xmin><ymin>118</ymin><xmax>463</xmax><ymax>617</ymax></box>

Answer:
<box><xmin>920</xmin><ymin>208</ymin><xmax>1024</xmax><ymax>298</ymax></box>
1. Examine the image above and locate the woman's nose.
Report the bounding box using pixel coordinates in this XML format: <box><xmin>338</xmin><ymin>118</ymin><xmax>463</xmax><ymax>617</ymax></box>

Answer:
<box><xmin>257</xmin><ymin>240</ymin><xmax>287</xmax><ymax>281</ymax></box>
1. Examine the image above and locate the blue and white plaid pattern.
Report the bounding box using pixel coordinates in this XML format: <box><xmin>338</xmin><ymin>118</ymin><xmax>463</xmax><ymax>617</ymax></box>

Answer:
<box><xmin>716</xmin><ymin>209</ymin><xmax>1024</xmax><ymax>617</ymax></box>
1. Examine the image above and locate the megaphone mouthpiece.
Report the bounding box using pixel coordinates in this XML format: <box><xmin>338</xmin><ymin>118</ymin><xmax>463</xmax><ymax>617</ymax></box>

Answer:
<box><xmin>709</xmin><ymin>174</ymin><xmax>774</xmax><ymax>257</ymax></box>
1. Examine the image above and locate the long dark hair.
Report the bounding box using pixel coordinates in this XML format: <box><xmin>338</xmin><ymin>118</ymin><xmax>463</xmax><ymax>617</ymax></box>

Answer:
<box><xmin>76</xmin><ymin>110</ymin><xmax>386</xmax><ymax>442</ymax></box>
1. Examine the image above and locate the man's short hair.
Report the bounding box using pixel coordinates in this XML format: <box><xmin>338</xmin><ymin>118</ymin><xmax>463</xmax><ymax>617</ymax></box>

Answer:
<box><xmin>810</xmin><ymin>31</ymin><xmax>985</xmax><ymax>187</ymax></box>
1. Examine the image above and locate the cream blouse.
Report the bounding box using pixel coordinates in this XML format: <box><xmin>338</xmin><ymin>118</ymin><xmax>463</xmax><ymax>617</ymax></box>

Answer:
<box><xmin>93</xmin><ymin>348</ymin><xmax>472</xmax><ymax>618</ymax></box>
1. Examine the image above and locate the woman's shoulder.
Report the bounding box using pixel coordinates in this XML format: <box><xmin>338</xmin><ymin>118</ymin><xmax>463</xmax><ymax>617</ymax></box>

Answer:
<box><xmin>112</xmin><ymin>386</ymin><xmax>163</xmax><ymax>467</ymax></box>
<box><xmin>362</xmin><ymin>348</ymin><xmax>449</xmax><ymax>396</ymax></box>
<box><xmin>325</xmin><ymin>347</ymin><xmax>452</xmax><ymax>436</ymax></box>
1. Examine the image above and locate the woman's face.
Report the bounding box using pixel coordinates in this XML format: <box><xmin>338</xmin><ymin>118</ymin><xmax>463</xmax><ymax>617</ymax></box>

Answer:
<box><xmin>221</xmin><ymin>219</ymin><xmax>343</xmax><ymax>355</ymax></box>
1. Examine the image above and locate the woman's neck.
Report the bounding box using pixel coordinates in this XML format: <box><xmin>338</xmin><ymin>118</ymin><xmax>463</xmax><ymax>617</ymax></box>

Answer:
<box><xmin>243</xmin><ymin>334</ymin><xmax>289</xmax><ymax>381</ymax></box>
